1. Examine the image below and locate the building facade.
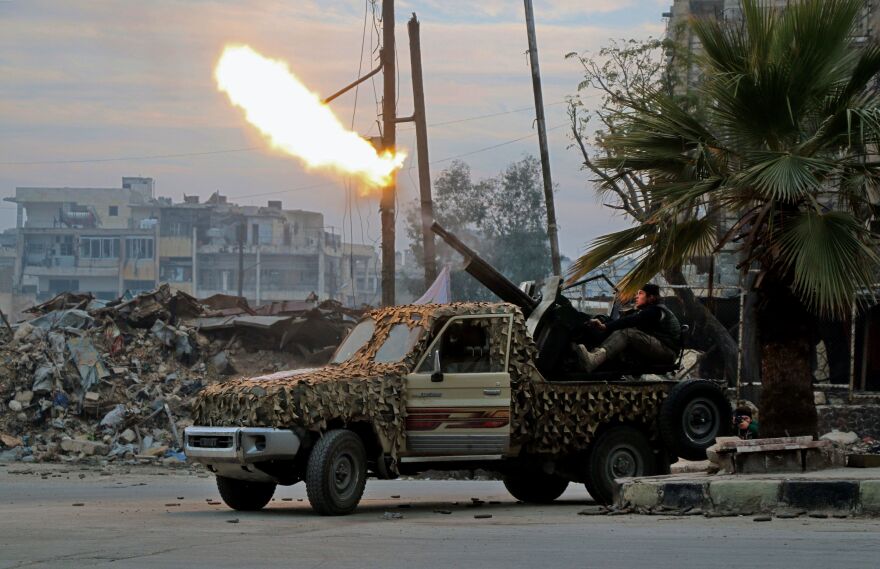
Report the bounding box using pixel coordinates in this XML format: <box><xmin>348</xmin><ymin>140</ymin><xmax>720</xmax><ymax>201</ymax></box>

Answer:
<box><xmin>3</xmin><ymin>178</ymin><xmax>379</xmax><ymax>312</ymax></box>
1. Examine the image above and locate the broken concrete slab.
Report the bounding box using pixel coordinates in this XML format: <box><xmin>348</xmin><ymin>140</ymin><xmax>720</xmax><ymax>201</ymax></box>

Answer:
<box><xmin>59</xmin><ymin>439</ymin><xmax>109</xmax><ymax>456</ymax></box>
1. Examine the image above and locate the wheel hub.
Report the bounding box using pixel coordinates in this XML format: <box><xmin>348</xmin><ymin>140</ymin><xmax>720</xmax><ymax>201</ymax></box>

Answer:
<box><xmin>682</xmin><ymin>397</ymin><xmax>719</xmax><ymax>444</ymax></box>
<box><xmin>607</xmin><ymin>446</ymin><xmax>641</xmax><ymax>478</ymax></box>
<box><xmin>332</xmin><ymin>454</ymin><xmax>356</xmax><ymax>494</ymax></box>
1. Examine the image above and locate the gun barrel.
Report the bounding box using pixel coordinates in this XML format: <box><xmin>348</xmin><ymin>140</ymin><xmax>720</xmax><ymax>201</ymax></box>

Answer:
<box><xmin>431</xmin><ymin>222</ymin><xmax>538</xmax><ymax>313</ymax></box>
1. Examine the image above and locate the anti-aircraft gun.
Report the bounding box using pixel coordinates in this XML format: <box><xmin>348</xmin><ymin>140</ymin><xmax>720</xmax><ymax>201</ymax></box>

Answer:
<box><xmin>431</xmin><ymin>222</ymin><xmax>601</xmax><ymax>377</ymax></box>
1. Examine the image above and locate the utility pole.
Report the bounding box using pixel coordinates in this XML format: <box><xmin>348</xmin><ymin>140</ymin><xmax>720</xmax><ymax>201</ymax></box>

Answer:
<box><xmin>407</xmin><ymin>13</ymin><xmax>437</xmax><ymax>287</ymax></box>
<box><xmin>380</xmin><ymin>0</ymin><xmax>397</xmax><ymax>306</ymax></box>
<box><xmin>237</xmin><ymin>215</ymin><xmax>245</xmax><ymax>298</ymax></box>
<box><xmin>523</xmin><ymin>0</ymin><xmax>562</xmax><ymax>276</ymax></box>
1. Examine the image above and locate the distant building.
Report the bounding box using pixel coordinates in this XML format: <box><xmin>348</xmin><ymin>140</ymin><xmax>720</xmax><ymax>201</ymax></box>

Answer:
<box><xmin>3</xmin><ymin>178</ymin><xmax>379</xmax><ymax>310</ymax></box>
<box><xmin>5</xmin><ymin>177</ymin><xmax>161</xmax><ymax>301</ymax></box>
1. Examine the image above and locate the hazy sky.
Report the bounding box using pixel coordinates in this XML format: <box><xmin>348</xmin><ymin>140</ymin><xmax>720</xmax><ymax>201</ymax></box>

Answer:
<box><xmin>0</xmin><ymin>0</ymin><xmax>669</xmax><ymax>259</ymax></box>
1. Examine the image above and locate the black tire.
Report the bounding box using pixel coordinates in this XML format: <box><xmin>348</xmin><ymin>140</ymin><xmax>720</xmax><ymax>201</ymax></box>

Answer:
<box><xmin>503</xmin><ymin>469</ymin><xmax>569</xmax><ymax>504</ymax></box>
<box><xmin>583</xmin><ymin>476</ymin><xmax>599</xmax><ymax>503</ymax></box>
<box><xmin>587</xmin><ymin>426</ymin><xmax>657</xmax><ymax>505</ymax></box>
<box><xmin>216</xmin><ymin>476</ymin><xmax>276</xmax><ymax>511</ymax></box>
<box><xmin>658</xmin><ymin>379</ymin><xmax>731</xmax><ymax>461</ymax></box>
<box><xmin>305</xmin><ymin>430</ymin><xmax>367</xmax><ymax>516</ymax></box>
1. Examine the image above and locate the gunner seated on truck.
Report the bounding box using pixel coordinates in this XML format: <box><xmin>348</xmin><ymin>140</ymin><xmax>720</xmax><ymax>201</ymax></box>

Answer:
<box><xmin>575</xmin><ymin>283</ymin><xmax>682</xmax><ymax>373</ymax></box>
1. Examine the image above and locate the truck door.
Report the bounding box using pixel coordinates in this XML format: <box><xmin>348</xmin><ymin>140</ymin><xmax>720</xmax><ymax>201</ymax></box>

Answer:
<box><xmin>403</xmin><ymin>314</ymin><xmax>512</xmax><ymax>459</ymax></box>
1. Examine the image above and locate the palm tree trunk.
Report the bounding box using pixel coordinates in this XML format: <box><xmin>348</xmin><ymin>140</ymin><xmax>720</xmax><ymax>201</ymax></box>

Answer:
<box><xmin>756</xmin><ymin>278</ymin><xmax>818</xmax><ymax>438</ymax></box>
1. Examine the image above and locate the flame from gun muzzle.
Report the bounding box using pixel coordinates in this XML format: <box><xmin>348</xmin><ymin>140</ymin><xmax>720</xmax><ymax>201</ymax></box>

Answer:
<box><xmin>215</xmin><ymin>45</ymin><xmax>405</xmax><ymax>189</ymax></box>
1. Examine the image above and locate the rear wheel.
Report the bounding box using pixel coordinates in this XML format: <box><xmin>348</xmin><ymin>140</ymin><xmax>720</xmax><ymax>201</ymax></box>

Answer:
<box><xmin>587</xmin><ymin>426</ymin><xmax>657</xmax><ymax>505</ymax></box>
<box><xmin>503</xmin><ymin>468</ymin><xmax>569</xmax><ymax>504</ymax></box>
<box><xmin>216</xmin><ymin>476</ymin><xmax>276</xmax><ymax>511</ymax></box>
<box><xmin>659</xmin><ymin>380</ymin><xmax>730</xmax><ymax>460</ymax></box>
<box><xmin>306</xmin><ymin>430</ymin><xmax>367</xmax><ymax>516</ymax></box>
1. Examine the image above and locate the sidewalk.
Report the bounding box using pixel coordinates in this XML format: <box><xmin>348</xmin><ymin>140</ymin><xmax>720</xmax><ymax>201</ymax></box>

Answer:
<box><xmin>615</xmin><ymin>467</ymin><xmax>880</xmax><ymax>517</ymax></box>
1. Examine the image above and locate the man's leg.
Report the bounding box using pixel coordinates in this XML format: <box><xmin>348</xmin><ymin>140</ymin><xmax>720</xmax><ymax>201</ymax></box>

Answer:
<box><xmin>621</xmin><ymin>329</ymin><xmax>676</xmax><ymax>365</ymax></box>
<box><xmin>575</xmin><ymin>329</ymin><xmax>675</xmax><ymax>372</ymax></box>
<box><xmin>575</xmin><ymin>330</ymin><xmax>631</xmax><ymax>372</ymax></box>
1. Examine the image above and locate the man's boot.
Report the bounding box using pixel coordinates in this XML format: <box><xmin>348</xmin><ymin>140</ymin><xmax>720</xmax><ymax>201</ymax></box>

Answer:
<box><xmin>575</xmin><ymin>344</ymin><xmax>607</xmax><ymax>372</ymax></box>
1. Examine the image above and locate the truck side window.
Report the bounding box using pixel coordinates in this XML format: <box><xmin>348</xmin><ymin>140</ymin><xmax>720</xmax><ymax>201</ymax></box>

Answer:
<box><xmin>419</xmin><ymin>318</ymin><xmax>506</xmax><ymax>374</ymax></box>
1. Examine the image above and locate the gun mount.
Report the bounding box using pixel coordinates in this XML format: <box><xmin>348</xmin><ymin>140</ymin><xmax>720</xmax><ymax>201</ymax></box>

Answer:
<box><xmin>431</xmin><ymin>222</ymin><xmax>598</xmax><ymax>376</ymax></box>
<box><xmin>430</xmin><ymin>222</ymin><xmax>537</xmax><ymax>315</ymax></box>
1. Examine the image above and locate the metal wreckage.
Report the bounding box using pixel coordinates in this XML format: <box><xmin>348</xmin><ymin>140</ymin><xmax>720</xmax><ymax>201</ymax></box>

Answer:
<box><xmin>188</xmin><ymin>223</ymin><xmax>730</xmax><ymax>514</ymax></box>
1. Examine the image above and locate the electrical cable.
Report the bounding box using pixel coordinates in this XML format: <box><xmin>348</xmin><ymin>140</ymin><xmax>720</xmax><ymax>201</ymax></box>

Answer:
<box><xmin>0</xmin><ymin>102</ymin><xmax>569</xmax><ymax>167</ymax></box>
<box><xmin>222</xmin><ymin>123</ymin><xmax>565</xmax><ymax>201</ymax></box>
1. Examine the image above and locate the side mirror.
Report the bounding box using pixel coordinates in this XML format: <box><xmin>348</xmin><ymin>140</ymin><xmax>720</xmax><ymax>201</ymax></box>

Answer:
<box><xmin>430</xmin><ymin>349</ymin><xmax>443</xmax><ymax>382</ymax></box>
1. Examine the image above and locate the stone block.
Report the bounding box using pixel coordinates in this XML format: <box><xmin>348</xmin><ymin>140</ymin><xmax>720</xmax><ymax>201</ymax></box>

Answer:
<box><xmin>60</xmin><ymin>439</ymin><xmax>110</xmax><ymax>456</ymax></box>
<box><xmin>763</xmin><ymin>450</ymin><xmax>804</xmax><ymax>473</ymax></box>
<box><xmin>620</xmin><ymin>482</ymin><xmax>661</xmax><ymax>509</ymax></box>
<box><xmin>819</xmin><ymin>430</ymin><xmax>859</xmax><ymax>445</ymax></box>
<box><xmin>120</xmin><ymin>429</ymin><xmax>136</xmax><ymax>444</ymax></box>
<box><xmin>859</xmin><ymin>481</ymin><xmax>880</xmax><ymax>515</ymax></box>
<box><xmin>662</xmin><ymin>482</ymin><xmax>706</xmax><ymax>510</ymax></box>
<box><xmin>803</xmin><ymin>446</ymin><xmax>839</xmax><ymax>471</ymax></box>
<box><xmin>14</xmin><ymin>391</ymin><xmax>34</xmax><ymax>405</ymax></box>
<box><xmin>709</xmin><ymin>480</ymin><xmax>781</xmax><ymax>513</ymax></box>
<box><xmin>782</xmin><ymin>480</ymin><xmax>859</xmax><ymax>511</ymax></box>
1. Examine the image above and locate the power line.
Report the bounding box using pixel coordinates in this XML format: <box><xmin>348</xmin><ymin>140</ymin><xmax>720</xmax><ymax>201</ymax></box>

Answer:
<box><xmin>401</xmin><ymin>100</ymin><xmax>567</xmax><ymax>129</ymax></box>
<box><xmin>0</xmin><ymin>102</ymin><xmax>569</xmax><ymax>167</ymax></box>
<box><xmin>431</xmin><ymin>123</ymin><xmax>566</xmax><ymax>165</ymax></box>
<box><xmin>227</xmin><ymin>123</ymin><xmax>565</xmax><ymax>200</ymax></box>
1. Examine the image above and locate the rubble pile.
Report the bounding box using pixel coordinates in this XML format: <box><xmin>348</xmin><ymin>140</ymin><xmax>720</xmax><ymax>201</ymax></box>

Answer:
<box><xmin>0</xmin><ymin>286</ymin><xmax>362</xmax><ymax>464</ymax></box>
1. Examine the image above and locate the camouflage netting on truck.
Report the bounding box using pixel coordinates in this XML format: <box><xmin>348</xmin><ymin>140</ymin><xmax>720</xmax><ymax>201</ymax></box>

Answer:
<box><xmin>192</xmin><ymin>302</ymin><xmax>520</xmax><ymax>463</ymax></box>
<box><xmin>511</xmin><ymin>381</ymin><xmax>672</xmax><ymax>455</ymax></box>
<box><xmin>499</xmin><ymin>309</ymin><xmax>674</xmax><ymax>455</ymax></box>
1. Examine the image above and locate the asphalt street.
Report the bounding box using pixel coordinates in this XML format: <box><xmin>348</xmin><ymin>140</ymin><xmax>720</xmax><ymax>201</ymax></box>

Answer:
<box><xmin>1</xmin><ymin>464</ymin><xmax>879</xmax><ymax>569</ymax></box>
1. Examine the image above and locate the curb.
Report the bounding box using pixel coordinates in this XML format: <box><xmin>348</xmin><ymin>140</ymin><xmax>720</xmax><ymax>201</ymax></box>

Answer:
<box><xmin>617</xmin><ymin>476</ymin><xmax>880</xmax><ymax>516</ymax></box>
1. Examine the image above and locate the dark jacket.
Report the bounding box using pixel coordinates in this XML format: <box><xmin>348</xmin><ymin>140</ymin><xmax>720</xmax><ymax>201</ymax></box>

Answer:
<box><xmin>605</xmin><ymin>303</ymin><xmax>682</xmax><ymax>351</ymax></box>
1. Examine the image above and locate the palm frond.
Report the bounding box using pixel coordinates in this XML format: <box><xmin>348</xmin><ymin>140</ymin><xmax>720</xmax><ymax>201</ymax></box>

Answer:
<box><xmin>735</xmin><ymin>153</ymin><xmax>834</xmax><ymax>202</ymax></box>
<box><xmin>777</xmin><ymin>210</ymin><xmax>879</xmax><ymax>317</ymax></box>
<box><xmin>566</xmin><ymin>225</ymin><xmax>655</xmax><ymax>283</ymax></box>
<box><xmin>614</xmin><ymin>217</ymin><xmax>719</xmax><ymax>298</ymax></box>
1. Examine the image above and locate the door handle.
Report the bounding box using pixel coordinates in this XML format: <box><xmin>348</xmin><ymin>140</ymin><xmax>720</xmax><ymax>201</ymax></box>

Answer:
<box><xmin>483</xmin><ymin>388</ymin><xmax>501</xmax><ymax>396</ymax></box>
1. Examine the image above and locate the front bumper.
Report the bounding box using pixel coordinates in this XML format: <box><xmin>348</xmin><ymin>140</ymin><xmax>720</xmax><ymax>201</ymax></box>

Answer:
<box><xmin>184</xmin><ymin>426</ymin><xmax>300</xmax><ymax>482</ymax></box>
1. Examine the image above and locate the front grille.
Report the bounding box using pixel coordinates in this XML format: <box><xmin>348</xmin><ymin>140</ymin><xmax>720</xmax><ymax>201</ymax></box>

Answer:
<box><xmin>189</xmin><ymin>435</ymin><xmax>233</xmax><ymax>449</ymax></box>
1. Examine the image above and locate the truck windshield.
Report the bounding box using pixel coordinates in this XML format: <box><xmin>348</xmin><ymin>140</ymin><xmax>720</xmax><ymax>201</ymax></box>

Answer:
<box><xmin>330</xmin><ymin>319</ymin><xmax>375</xmax><ymax>364</ymax></box>
<box><xmin>374</xmin><ymin>323</ymin><xmax>423</xmax><ymax>363</ymax></box>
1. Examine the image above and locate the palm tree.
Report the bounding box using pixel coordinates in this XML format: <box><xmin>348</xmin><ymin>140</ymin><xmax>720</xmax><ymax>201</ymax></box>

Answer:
<box><xmin>569</xmin><ymin>0</ymin><xmax>880</xmax><ymax>437</ymax></box>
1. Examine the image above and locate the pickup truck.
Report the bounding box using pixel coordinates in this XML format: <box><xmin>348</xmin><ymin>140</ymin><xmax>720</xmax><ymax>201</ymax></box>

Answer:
<box><xmin>186</xmin><ymin>301</ymin><xmax>728</xmax><ymax>515</ymax></box>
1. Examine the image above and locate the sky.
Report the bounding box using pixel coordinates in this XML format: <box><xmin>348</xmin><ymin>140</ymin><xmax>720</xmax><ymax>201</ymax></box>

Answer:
<box><xmin>0</xmin><ymin>0</ymin><xmax>670</xmax><ymax>260</ymax></box>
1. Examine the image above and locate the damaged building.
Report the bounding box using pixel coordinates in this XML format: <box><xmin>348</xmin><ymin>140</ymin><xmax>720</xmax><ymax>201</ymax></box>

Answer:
<box><xmin>2</xmin><ymin>178</ymin><xmax>380</xmax><ymax>318</ymax></box>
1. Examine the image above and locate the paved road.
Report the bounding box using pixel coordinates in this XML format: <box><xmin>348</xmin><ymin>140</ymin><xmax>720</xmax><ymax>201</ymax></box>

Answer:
<box><xmin>1</xmin><ymin>464</ymin><xmax>879</xmax><ymax>569</ymax></box>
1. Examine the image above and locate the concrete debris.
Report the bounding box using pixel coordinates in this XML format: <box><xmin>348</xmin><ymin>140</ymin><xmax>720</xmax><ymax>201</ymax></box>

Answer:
<box><xmin>820</xmin><ymin>430</ymin><xmax>860</xmax><ymax>446</ymax></box>
<box><xmin>0</xmin><ymin>284</ymin><xmax>364</xmax><ymax>466</ymax></box>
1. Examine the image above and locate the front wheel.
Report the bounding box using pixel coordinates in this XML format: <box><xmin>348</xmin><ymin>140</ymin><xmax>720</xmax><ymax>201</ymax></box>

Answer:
<box><xmin>587</xmin><ymin>426</ymin><xmax>657</xmax><ymax>505</ymax></box>
<box><xmin>305</xmin><ymin>430</ymin><xmax>367</xmax><ymax>516</ymax></box>
<box><xmin>216</xmin><ymin>476</ymin><xmax>276</xmax><ymax>511</ymax></box>
<box><xmin>503</xmin><ymin>468</ymin><xmax>569</xmax><ymax>504</ymax></box>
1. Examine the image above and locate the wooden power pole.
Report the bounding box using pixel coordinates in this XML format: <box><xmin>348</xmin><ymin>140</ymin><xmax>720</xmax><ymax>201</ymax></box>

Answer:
<box><xmin>237</xmin><ymin>215</ymin><xmax>245</xmax><ymax>298</ymax></box>
<box><xmin>407</xmin><ymin>13</ymin><xmax>437</xmax><ymax>287</ymax></box>
<box><xmin>523</xmin><ymin>0</ymin><xmax>562</xmax><ymax>276</ymax></box>
<box><xmin>380</xmin><ymin>0</ymin><xmax>397</xmax><ymax>306</ymax></box>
